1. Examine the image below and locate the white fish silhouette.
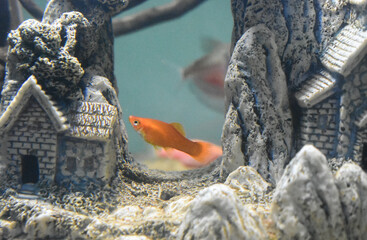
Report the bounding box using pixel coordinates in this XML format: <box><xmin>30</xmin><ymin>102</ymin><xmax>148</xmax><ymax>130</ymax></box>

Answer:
<box><xmin>182</xmin><ymin>39</ymin><xmax>230</xmax><ymax>112</ymax></box>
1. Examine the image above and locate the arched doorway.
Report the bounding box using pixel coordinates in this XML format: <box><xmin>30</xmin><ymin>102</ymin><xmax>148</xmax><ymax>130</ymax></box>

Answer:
<box><xmin>21</xmin><ymin>155</ymin><xmax>39</xmax><ymax>183</ymax></box>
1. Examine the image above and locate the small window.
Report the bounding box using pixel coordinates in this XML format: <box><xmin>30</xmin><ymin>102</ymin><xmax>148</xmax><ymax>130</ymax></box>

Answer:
<box><xmin>318</xmin><ymin>114</ymin><xmax>328</xmax><ymax>130</ymax></box>
<box><xmin>72</xmin><ymin>147</ymin><xmax>78</xmax><ymax>154</ymax></box>
<box><xmin>84</xmin><ymin>156</ymin><xmax>95</xmax><ymax>171</ymax></box>
<box><xmin>66</xmin><ymin>157</ymin><xmax>77</xmax><ymax>172</ymax></box>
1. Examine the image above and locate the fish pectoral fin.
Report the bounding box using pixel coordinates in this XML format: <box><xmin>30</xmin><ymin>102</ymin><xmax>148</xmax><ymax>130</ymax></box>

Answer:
<box><xmin>170</xmin><ymin>122</ymin><xmax>186</xmax><ymax>137</ymax></box>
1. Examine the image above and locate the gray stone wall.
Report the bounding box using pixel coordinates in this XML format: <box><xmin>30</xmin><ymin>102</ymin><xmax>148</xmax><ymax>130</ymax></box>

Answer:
<box><xmin>7</xmin><ymin>97</ymin><xmax>57</xmax><ymax>183</ymax></box>
<box><xmin>299</xmin><ymin>97</ymin><xmax>339</xmax><ymax>157</ymax></box>
<box><xmin>337</xmin><ymin>61</ymin><xmax>367</xmax><ymax>159</ymax></box>
<box><xmin>56</xmin><ymin>137</ymin><xmax>110</xmax><ymax>184</ymax></box>
<box><xmin>353</xmin><ymin>129</ymin><xmax>367</xmax><ymax>164</ymax></box>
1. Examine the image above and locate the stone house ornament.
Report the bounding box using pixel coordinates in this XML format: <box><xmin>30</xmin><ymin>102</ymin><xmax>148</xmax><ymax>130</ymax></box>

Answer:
<box><xmin>0</xmin><ymin>0</ymin><xmax>367</xmax><ymax>239</ymax></box>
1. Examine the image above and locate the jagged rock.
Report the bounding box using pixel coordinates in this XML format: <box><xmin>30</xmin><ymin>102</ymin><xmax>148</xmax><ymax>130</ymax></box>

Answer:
<box><xmin>231</xmin><ymin>0</ymin><xmax>346</xmax><ymax>86</ymax></box>
<box><xmin>335</xmin><ymin>163</ymin><xmax>367</xmax><ymax>239</ymax></box>
<box><xmin>24</xmin><ymin>209</ymin><xmax>66</xmax><ymax>239</ymax></box>
<box><xmin>220</xmin><ymin>104</ymin><xmax>246</xmax><ymax>174</ymax></box>
<box><xmin>231</xmin><ymin>0</ymin><xmax>288</xmax><ymax>55</ymax></box>
<box><xmin>0</xmin><ymin>220</ymin><xmax>22</xmax><ymax>239</ymax></box>
<box><xmin>176</xmin><ymin>184</ymin><xmax>268</xmax><ymax>240</ymax></box>
<box><xmin>222</xmin><ymin>24</ymin><xmax>292</xmax><ymax>184</ymax></box>
<box><xmin>271</xmin><ymin>145</ymin><xmax>347</xmax><ymax>240</ymax></box>
<box><xmin>271</xmin><ymin>146</ymin><xmax>367</xmax><ymax>239</ymax></box>
<box><xmin>224</xmin><ymin>166</ymin><xmax>272</xmax><ymax>197</ymax></box>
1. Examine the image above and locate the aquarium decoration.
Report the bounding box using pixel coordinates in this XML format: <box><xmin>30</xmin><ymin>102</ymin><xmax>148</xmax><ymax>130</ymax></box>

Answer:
<box><xmin>0</xmin><ymin>75</ymin><xmax>120</xmax><ymax>187</ymax></box>
<box><xmin>1</xmin><ymin>0</ymin><xmax>367</xmax><ymax>239</ymax></box>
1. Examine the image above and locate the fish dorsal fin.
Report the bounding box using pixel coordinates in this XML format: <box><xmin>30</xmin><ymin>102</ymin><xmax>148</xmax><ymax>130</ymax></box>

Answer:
<box><xmin>170</xmin><ymin>122</ymin><xmax>186</xmax><ymax>136</ymax></box>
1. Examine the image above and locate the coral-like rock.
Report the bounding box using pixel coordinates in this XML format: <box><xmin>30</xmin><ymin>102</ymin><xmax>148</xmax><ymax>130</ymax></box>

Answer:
<box><xmin>176</xmin><ymin>184</ymin><xmax>268</xmax><ymax>240</ymax></box>
<box><xmin>42</xmin><ymin>0</ymin><xmax>117</xmax><ymax>90</ymax></box>
<box><xmin>7</xmin><ymin>12</ymin><xmax>88</xmax><ymax>99</ymax></box>
<box><xmin>271</xmin><ymin>145</ymin><xmax>347</xmax><ymax>240</ymax></box>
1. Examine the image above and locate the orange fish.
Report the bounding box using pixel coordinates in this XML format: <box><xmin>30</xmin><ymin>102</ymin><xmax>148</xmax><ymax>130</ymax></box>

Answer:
<box><xmin>129</xmin><ymin>116</ymin><xmax>222</xmax><ymax>164</ymax></box>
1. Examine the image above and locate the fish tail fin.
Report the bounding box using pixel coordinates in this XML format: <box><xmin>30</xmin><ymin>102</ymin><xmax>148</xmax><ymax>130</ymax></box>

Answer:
<box><xmin>191</xmin><ymin>140</ymin><xmax>223</xmax><ymax>164</ymax></box>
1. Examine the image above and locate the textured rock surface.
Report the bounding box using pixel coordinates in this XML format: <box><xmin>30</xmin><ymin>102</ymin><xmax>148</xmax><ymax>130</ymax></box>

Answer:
<box><xmin>271</xmin><ymin>145</ymin><xmax>346</xmax><ymax>239</ymax></box>
<box><xmin>175</xmin><ymin>166</ymin><xmax>274</xmax><ymax>239</ymax></box>
<box><xmin>336</xmin><ymin>56</ymin><xmax>367</xmax><ymax>161</ymax></box>
<box><xmin>225</xmin><ymin>166</ymin><xmax>272</xmax><ymax>200</ymax></box>
<box><xmin>335</xmin><ymin>163</ymin><xmax>367</xmax><ymax>239</ymax></box>
<box><xmin>42</xmin><ymin>0</ymin><xmax>126</xmax><ymax>90</ymax></box>
<box><xmin>231</xmin><ymin>0</ymin><xmax>346</xmax><ymax>87</ymax></box>
<box><xmin>272</xmin><ymin>145</ymin><xmax>367</xmax><ymax>240</ymax></box>
<box><xmin>0</xmin><ymin>163</ymin><xmax>275</xmax><ymax>239</ymax></box>
<box><xmin>176</xmin><ymin>184</ymin><xmax>268</xmax><ymax>240</ymax></box>
<box><xmin>222</xmin><ymin>24</ymin><xmax>292</xmax><ymax>184</ymax></box>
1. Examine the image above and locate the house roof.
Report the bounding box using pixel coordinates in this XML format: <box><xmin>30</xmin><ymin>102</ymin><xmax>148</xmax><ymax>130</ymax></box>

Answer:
<box><xmin>0</xmin><ymin>75</ymin><xmax>68</xmax><ymax>133</ymax></box>
<box><xmin>67</xmin><ymin>101</ymin><xmax>118</xmax><ymax>139</ymax></box>
<box><xmin>294</xmin><ymin>70</ymin><xmax>337</xmax><ymax>108</ymax></box>
<box><xmin>296</xmin><ymin>24</ymin><xmax>367</xmax><ymax>108</ymax></box>
<box><xmin>320</xmin><ymin>24</ymin><xmax>367</xmax><ymax>77</ymax></box>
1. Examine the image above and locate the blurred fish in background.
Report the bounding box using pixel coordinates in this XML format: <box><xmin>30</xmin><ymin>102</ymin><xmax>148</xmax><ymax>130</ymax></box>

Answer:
<box><xmin>182</xmin><ymin>39</ymin><xmax>230</xmax><ymax>113</ymax></box>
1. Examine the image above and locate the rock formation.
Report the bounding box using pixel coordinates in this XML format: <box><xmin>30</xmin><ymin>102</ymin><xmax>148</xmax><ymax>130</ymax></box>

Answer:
<box><xmin>1</xmin><ymin>0</ymin><xmax>367</xmax><ymax>239</ymax></box>
<box><xmin>272</xmin><ymin>145</ymin><xmax>367</xmax><ymax>240</ymax></box>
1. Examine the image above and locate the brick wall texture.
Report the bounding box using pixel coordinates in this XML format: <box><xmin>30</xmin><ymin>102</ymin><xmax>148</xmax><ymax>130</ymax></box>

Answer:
<box><xmin>300</xmin><ymin>98</ymin><xmax>339</xmax><ymax>157</ymax></box>
<box><xmin>7</xmin><ymin>96</ymin><xmax>57</xmax><ymax>183</ymax></box>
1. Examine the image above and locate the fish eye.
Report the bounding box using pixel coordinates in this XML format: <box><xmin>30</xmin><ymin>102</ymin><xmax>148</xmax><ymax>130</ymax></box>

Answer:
<box><xmin>133</xmin><ymin>120</ymin><xmax>139</xmax><ymax>126</ymax></box>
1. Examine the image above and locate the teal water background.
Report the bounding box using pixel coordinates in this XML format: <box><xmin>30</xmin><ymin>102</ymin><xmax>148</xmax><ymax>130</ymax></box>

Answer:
<box><xmin>25</xmin><ymin>0</ymin><xmax>232</xmax><ymax>157</ymax></box>
<box><xmin>115</xmin><ymin>0</ymin><xmax>232</xmax><ymax>156</ymax></box>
